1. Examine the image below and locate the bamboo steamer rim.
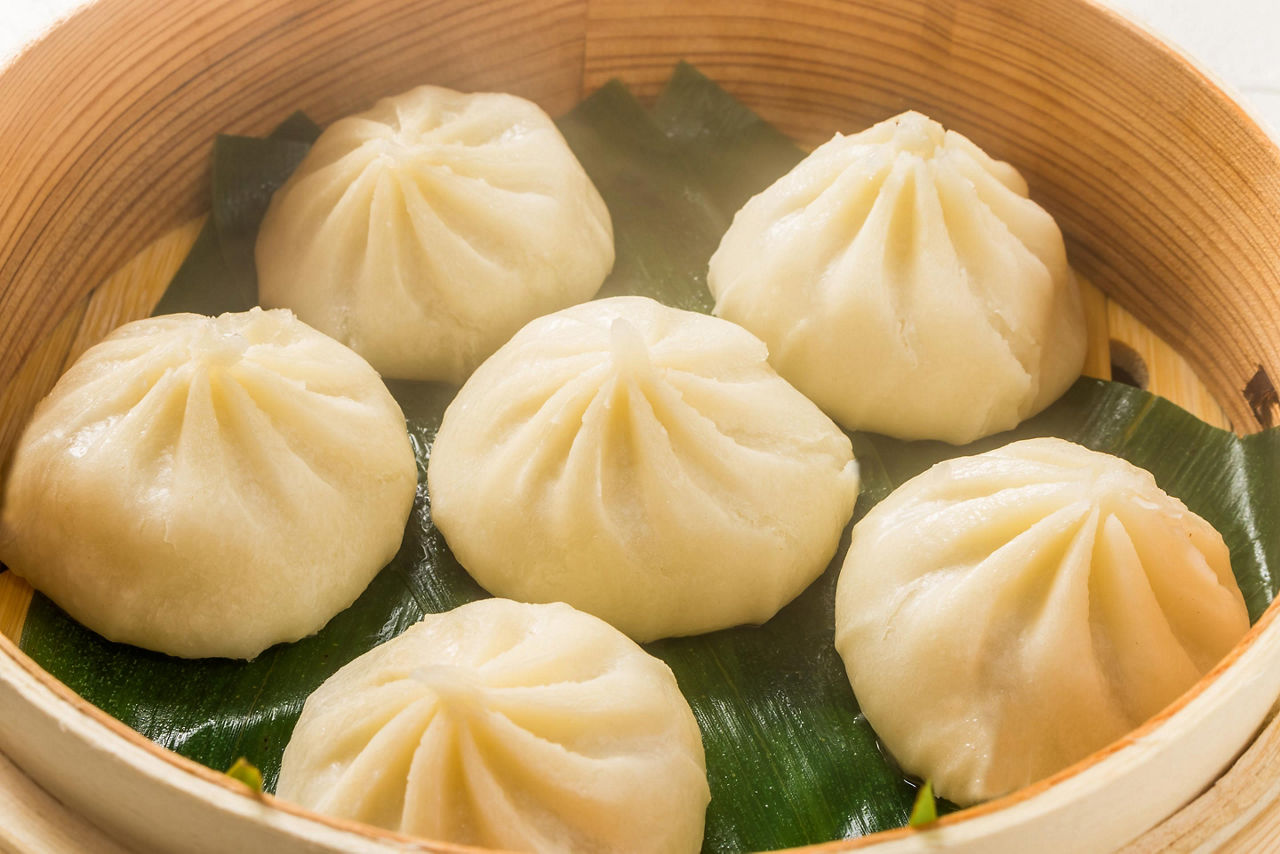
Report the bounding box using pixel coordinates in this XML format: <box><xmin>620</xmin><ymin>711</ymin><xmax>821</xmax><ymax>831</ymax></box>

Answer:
<box><xmin>5</xmin><ymin>586</ymin><xmax>1277</xmax><ymax>851</ymax></box>
<box><xmin>2</xmin><ymin>0</ymin><xmax>1280</xmax><ymax>850</ymax></box>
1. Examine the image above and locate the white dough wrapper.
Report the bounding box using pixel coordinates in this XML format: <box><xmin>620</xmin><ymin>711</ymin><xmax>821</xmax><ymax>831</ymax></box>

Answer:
<box><xmin>708</xmin><ymin>111</ymin><xmax>1087</xmax><ymax>444</ymax></box>
<box><xmin>834</xmin><ymin>437</ymin><xmax>1250</xmax><ymax>805</ymax></box>
<box><xmin>427</xmin><ymin>296</ymin><xmax>860</xmax><ymax>642</ymax></box>
<box><xmin>0</xmin><ymin>308</ymin><xmax>417</xmax><ymax>660</ymax></box>
<box><xmin>256</xmin><ymin>84</ymin><xmax>614</xmax><ymax>383</ymax></box>
<box><xmin>277</xmin><ymin>598</ymin><xmax>710</xmax><ymax>853</ymax></box>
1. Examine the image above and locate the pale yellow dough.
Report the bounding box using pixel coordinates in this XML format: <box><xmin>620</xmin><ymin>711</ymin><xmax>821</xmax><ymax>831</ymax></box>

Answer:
<box><xmin>708</xmin><ymin>111</ymin><xmax>1087</xmax><ymax>444</ymax></box>
<box><xmin>427</xmin><ymin>296</ymin><xmax>860</xmax><ymax>642</ymax></box>
<box><xmin>0</xmin><ymin>308</ymin><xmax>417</xmax><ymax>660</ymax></box>
<box><xmin>256</xmin><ymin>84</ymin><xmax>614</xmax><ymax>383</ymax></box>
<box><xmin>277</xmin><ymin>598</ymin><xmax>710</xmax><ymax>853</ymax></box>
<box><xmin>834</xmin><ymin>437</ymin><xmax>1250</xmax><ymax>805</ymax></box>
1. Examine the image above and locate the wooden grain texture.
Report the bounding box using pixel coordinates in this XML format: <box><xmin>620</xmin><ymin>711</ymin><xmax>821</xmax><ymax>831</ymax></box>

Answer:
<box><xmin>0</xmin><ymin>0</ymin><xmax>590</xmax><ymax>407</ymax></box>
<box><xmin>0</xmin><ymin>300</ymin><xmax>86</xmax><ymax>486</ymax></box>
<box><xmin>0</xmin><ymin>574</ymin><xmax>31</xmax><ymax>647</ymax></box>
<box><xmin>0</xmin><ymin>214</ymin><xmax>203</xmax><ymax>480</ymax></box>
<box><xmin>2</xmin><ymin>0</ymin><xmax>1277</xmax><ymax>431</ymax></box>
<box><xmin>1076</xmin><ymin>279</ymin><xmax>1232</xmax><ymax>430</ymax></box>
<box><xmin>2</xmin><ymin>0</ymin><xmax>1280</xmax><ymax>850</ymax></box>
<box><xmin>0</xmin><ymin>218</ymin><xmax>203</xmax><ymax>647</ymax></box>
<box><xmin>1121</xmin><ymin>708</ymin><xmax>1280</xmax><ymax>853</ymax></box>
<box><xmin>578</xmin><ymin>0</ymin><xmax>1280</xmax><ymax>433</ymax></box>
<box><xmin>1108</xmin><ymin>299</ymin><xmax>1233</xmax><ymax>430</ymax></box>
<box><xmin>1080</xmin><ymin>279</ymin><xmax>1114</xmax><ymax>382</ymax></box>
<box><xmin>0</xmin><ymin>751</ymin><xmax>133</xmax><ymax>854</ymax></box>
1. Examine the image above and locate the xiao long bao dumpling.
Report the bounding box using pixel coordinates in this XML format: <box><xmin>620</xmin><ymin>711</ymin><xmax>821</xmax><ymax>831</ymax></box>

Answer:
<box><xmin>834</xmin><ymin>438</ymin><xmax>1250</xmax><ymax>805</ymax></box>
<box><xmin>277</xmin><ymin>598</ymin><xmax>710</xmax><ymax>853</ymax></box>
<box><xmin>428</xmin><ymin>296</ymin><xmax>860</xmax><ymax>642</ymax></box>
<box><xmin>0</xmin><ymin>309</ymin><xmax>417</xmax><ymax>660</ymax></box>
<box><xmin>708</xmin><ymin>111</ymin><xmax>1087</xmax><ymax>444</ymax></box>
<box><xmin>256</xmin><ymin>84</ymin><xmax>614</xmax><ymax>383</ymax></box>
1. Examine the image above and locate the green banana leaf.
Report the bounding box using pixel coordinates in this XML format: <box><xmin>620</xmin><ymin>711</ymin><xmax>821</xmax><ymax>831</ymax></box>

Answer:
<box><xmin>153</xmin><ymin>112</ymin><xmax>320</xmax><ymax>316</ymax></box>
<box><xmin>557</xmin><ymin>79</ymin><xmax>724</xmax><ymax>312</ymax></box>
<box><xmin>17</xmin><ymin>67</ymin><xmax>1280</xmax><ymax>853</ymax></box>
<box><xmin>653</xmin><ymin>63</ymin><xmax>806</xmax><ymax>215</ymax></box>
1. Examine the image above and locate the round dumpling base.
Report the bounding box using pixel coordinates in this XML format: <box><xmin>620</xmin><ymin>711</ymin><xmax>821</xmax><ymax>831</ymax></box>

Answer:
<box><xmin>708</xmin><ymin>111</ymin><xmax>1087</xmax><ymax>444</ymax></box>
<box><xmin>833</xmin><ymin>437</ymin><xmax>1249</xmax><ymax>805</ymax></box>
<box><xmin>256</xmin><ymin>85</ymin><xmax>614</xmax><ymax>384</ymax></box>
<box><xmin>277</xmin><ymin>598</ymin><xmax>710</xmax><ymax>854</ymax></box>
<box><xmin>427</xmin><ymin>296</ymin><xmax>861</xmax><ymax>642</ymax></box>
<box><xmin>0</xmin><ymin>308</ymin><xmax>418</xmax><ymax>660</ymax></box>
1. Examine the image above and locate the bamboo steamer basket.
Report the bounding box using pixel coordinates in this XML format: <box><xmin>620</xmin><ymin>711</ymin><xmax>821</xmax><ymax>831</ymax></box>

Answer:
<box><xmin>3</xmin><ymin>0</ymin><xmax>1280</xmax><ymax>851</ymax></box>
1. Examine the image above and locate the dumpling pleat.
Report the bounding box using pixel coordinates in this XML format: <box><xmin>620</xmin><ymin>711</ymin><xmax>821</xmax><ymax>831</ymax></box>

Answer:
<box><xmin>835</xmin><ymin>438</ymin><xmax>1250</xmax><ymax>805</ymax></box>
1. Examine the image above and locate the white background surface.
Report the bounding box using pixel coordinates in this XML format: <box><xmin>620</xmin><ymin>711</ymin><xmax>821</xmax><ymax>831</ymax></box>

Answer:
<box><xmin>3</xmin><ymin>0</ymin><xmax>1279</xmax><ymax>134</ymax></box>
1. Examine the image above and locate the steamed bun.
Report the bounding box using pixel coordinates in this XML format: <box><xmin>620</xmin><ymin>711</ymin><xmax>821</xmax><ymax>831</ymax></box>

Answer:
<box><xmin>277</xmin><ymin>598</ymin><xmax>709</xmax><ymax>853</ymax></box>
<box><xmin>708</xmin><ymin>111</ymin><xmax>1086</xmax><ymax>444</ymax></box>
<box><xmin>834</xmin><ymin>437</ymin><xmax>1249</xmax><ymax>805</ymax></box>
<box><xmin>0</xmin><ymin>308</ymin><xmax>417</xmax><ymax>659</ymax></box>
<box><xmin>428</xmin><ymin>296</ymin><xmax>860</xmax><ymax>641</ymax></box>
<box><xmin>256</xmin><ymin>84</ymin><xmax>614</xmax><ymax>383</ymax></box>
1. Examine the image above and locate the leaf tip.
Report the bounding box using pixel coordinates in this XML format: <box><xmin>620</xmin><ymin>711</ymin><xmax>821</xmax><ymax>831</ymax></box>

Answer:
<box><xmin>908</xmin><ymin>778</ymin><xmax>938</xmax><ymax>828</ymax></box>
<box><xmin>225</xmin><ymin>757</ymin><xmax>264</xmax><ymax>794</ymax></box>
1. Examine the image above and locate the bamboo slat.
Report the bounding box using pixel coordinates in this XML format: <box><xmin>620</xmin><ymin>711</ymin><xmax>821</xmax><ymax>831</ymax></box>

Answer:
<box><xmin>1122</xmin><ymin>707</ymin><xmax>1280</xmax><ymax>852</ymax></box>
<box><xmin>0</xmin><ymin>219</ymin><xmax>203</xmax><ymax>646</ymax></box>
<box><xmin>0</xmin><ymin>751</ymin><xmax>133</xmax><ymax>854</ymax></box>
<box><xmin>1</xmin><ymin>1</ymin><xmax>1278</xmax><ymax>844</ymax></box>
